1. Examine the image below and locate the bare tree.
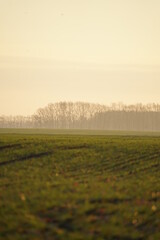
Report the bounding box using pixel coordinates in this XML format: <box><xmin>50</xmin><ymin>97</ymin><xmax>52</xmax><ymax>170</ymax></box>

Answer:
<box><xmin>1</xmin><ymin>102</ymin><xmax>160</xmax><ymax>131</ymax></box>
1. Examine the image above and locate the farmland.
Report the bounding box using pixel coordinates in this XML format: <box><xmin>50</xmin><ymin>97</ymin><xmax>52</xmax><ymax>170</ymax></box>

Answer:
<box><xmin>0</xmin><ymin>130</ymin><xmax>160</xmax><ymax>239</ymax></box>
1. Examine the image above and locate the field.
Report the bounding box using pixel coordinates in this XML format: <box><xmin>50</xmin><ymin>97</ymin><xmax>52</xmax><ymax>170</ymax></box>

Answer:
<box><xmin>0</xmin><ymin>130</ymin><xmax>160</xmax><ymax>240</ymax></box>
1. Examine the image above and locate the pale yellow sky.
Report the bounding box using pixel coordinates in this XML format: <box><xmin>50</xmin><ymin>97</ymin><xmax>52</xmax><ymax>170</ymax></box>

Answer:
<box><xmin>0</xmin><ymin>0</ymin><xmax>160</xmax><ymax>115</ymax></box>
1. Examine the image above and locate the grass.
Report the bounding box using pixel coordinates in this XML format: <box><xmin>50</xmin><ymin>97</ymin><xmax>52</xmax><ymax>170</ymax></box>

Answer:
<box><xmin>0</xmin><ymin>130</ymin><xmax>160</xmax><ymax>239</ymax></box>
<box><xmin>0</xmin><ymin>128</ymin><xmax>160</xmax><ymax>136</ymax></box>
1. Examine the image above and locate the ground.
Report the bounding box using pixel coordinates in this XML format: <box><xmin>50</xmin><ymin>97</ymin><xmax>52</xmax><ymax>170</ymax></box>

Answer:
<box><xmin>0</xmin><ymin>129</ymin><xmax>160</xmax><ymax>239</ymax></box>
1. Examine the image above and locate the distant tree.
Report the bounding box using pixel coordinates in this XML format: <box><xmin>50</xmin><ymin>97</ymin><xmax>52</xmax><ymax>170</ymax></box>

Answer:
<box><xmin>1</xmin><ymin>102</ymin><xmax>160</xmax><ymax>131</ymax></box>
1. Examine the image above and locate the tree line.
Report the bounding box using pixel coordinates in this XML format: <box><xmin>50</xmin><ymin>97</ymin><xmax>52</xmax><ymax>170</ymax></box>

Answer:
<box><xmin>0</xmin><ymin>102</ymin><xmax>160</xmax><ymax>131</ymax></box>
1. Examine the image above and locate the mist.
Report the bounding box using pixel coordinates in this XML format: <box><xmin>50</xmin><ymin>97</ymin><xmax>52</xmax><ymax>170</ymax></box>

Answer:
<box><xmin>0</xmin><ymin>0</ymin><xmax>160</xmax><ymax>116</ymax></box>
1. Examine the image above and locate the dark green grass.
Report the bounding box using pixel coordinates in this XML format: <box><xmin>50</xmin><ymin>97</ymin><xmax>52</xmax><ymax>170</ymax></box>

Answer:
<box><xmin>0</xmin><ymin>133</ymin><xmax>160</xmax><ymax>239</ymax></box>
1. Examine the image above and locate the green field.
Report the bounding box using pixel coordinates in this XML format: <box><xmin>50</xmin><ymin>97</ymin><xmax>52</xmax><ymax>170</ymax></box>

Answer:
<box><xmin>0</xmin><ymin>130</ymin><xmax>160</xmax><ymax>239</ymax></box>
<box><xmin>0</xmin><ymin>128</ymin><xmax>160</xmax><ymax>136</ymax></box>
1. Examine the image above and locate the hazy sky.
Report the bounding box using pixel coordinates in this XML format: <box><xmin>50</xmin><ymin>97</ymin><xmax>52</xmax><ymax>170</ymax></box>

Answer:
<box><xmin>0</xmin><ymin>0</ymin><xmax>160</xmax><ymax>115</ymax></box>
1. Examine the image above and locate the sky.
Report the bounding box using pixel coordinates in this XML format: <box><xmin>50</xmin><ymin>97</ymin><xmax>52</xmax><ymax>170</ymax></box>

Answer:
<box><xmin>0</xmin><ymin>0</ymin><xmax>160</xmax><ymax>115</ymax></box>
